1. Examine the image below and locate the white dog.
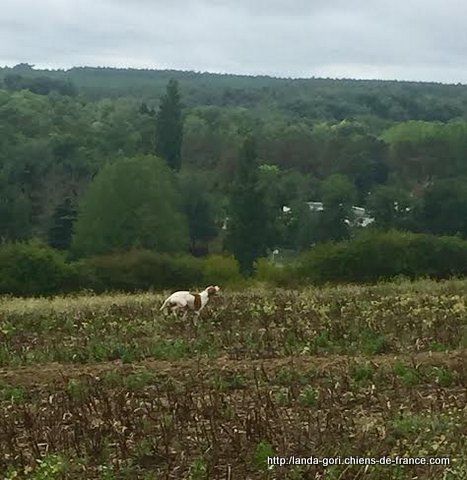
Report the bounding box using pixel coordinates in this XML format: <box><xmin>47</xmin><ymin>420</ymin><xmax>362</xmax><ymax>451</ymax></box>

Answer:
<box><xmin>160</xmin><ymin>285</ymin><xmax>220</xmax><ymax>320</ymax></box>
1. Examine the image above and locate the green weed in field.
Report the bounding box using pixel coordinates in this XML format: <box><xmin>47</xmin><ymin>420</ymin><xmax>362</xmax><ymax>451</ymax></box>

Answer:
<box><xmin>299</xmin><ymin>386</ymin><xmax>318</xmax><ymax>407</ymax></box>
<box><xmin>124</xmin><ymin>370</ymin><xmax>155</xmax><ymax>391</ymax></box>
<box><xmin>149</xmin><ymin>338</ymin><xmax>190</xmax><ymax>360</ymax></box>
<box><xmin>0</xmin><ymin>383</ymin><xmax>26</xmax><ymax>403</ymax></box>
<box><xmin>393</xmin><ymin>362</ymin><xmax>421</xmax><ymax>386</ymax></box>
<box><xmin>33</xmin><ymin>454</ymin><xmax>67</xmax><ymax>480</ymax></box>
<box><xmin>253</xmin><ymin>440</ymin><xmax>275</xmax><ymax>472</ymax></box>
<box><xmin>351</xmin><ymin>362</ymin><xmax>375</xmax><ymax>383</ymax></box>
<box><xmin>429</xmin><ymin>366</ymin><xmax>457</xmax><ymax>387</ymax></box>
<box><xmin>189</xmin><ymin>457</ymin><xmax>208</xmax><ymax>480</ymax></box>
<box><xmin>67</xmin><ymin>378</ymin><xmax>89</xmax><ymax>401</ymax></box>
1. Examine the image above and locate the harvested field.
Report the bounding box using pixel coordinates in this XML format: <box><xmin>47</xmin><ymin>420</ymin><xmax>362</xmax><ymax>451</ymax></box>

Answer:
<box><xmin>0</xmin><ymin>279</ymin><xmax>466</xmax><ymax>479</ymax></box>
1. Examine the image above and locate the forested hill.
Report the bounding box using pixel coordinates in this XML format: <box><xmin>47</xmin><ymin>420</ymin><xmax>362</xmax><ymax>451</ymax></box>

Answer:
<box><xmin>1</xmin><ymin>63</ymin><xmax>467</xmax><ymax>274</ymax></box>
<box><xmin>1</xmin><ymin>63</ymin><xmax>467</xmax><ymax>122</ymax></box>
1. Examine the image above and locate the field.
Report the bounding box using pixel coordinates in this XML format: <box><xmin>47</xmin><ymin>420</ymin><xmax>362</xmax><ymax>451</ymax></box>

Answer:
<box><xmin>0</xmin><ymin>279</ymin><xmax>466</xmax><ymax>479</ymax></box>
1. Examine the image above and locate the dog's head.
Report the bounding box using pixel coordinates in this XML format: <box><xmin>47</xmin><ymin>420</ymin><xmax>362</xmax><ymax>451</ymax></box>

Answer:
<box><xmin>206</xmin><ymin>285</ymin><xmax>220</xmax><ymax>296</ymax></box>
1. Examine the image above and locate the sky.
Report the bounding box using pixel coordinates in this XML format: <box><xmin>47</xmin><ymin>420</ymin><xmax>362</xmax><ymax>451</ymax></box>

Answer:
<box><xmin>1</xmin><ymin>0</ymin><xmax>467</xmax><ymax>84</ymax></box>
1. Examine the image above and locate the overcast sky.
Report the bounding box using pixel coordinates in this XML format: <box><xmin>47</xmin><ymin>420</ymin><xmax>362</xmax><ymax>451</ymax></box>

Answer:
<box><xmin>1</xmin><ymin>0</ymin><xmax>466</xmax><ymax>83</ymax></box>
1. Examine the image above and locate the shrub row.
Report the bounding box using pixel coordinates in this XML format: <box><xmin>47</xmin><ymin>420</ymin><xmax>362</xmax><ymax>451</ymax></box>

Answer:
<box><xmin>0</xmin><ymin>241</ymin><xmax>77</xmax><ymax>296</ymax></box>
<box><xmin>0</xmin><ymin>242</ymin><xmax>242</xmax><ymax>296</ymax></box>
<box><xmin>295</xmin><ymin>230</ymin><xmax>467</xmax><ymax>284</ymax></box>
<box><xmin>0</xmin><ymin>231</ymin><xmax>466</xmax><ymax>295</ymax></box>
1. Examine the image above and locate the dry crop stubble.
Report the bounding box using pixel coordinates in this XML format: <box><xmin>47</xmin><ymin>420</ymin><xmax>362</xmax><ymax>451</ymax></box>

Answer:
<box><xmin>0</xmin><ymin>279</ymin><xmax>465</xmax><ymax>478</ymax></box>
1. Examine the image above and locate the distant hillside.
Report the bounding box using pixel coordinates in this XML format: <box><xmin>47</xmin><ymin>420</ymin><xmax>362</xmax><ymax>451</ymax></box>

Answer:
<box><xmin>1</xmin><ymin>63</ymin><xmax>467</xmax><ymax>257</ymax></box>
<box><xmin>1</xmin><ymin>63</ymin><xmax>466</xmax><ymax>122</ymax></box>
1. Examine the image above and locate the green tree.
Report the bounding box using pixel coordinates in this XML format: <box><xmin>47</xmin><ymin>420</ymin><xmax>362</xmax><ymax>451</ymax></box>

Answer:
<box><xmin>48</xmin><ymin>197</ymin><xmax>77</xmax><ymax>250</ymax></box>
<box><xmin>382</xmin><ymin>121</ymin><xmax>467</xmax><ymax>185</ymax></box>
<box><xmin>291</xmin><ymin>201</ymin><xmax>320</xmax><ymax>250</ymax></box>
<box><xmin>179</xmin><ymin>172</ymin><xmax>219</xmax><ymax>255</ymax></box>
<box><xmin>367</xmin><ymin>185</ymin><xmax>414</xmax><ymax>230</ymax></box>
<box><xmin>0</xmin><ymin>175</ymin><xmax>31</xmax><ymax>241</ymax></box>
<box><xmin>72</xmin><ymin>155</ymin><xmax>188</xmax><ymax>256</ymax></box>
<box><xmin>419</xmin><ymin>178</ymin><xmax>467</xmax><ymax>237</ymax></box>
<box><xmin>155</xmin><ymin>79</ymin><xmax>183</xmax><ymax>171</ymax></box>
<box><xmin>256</xmin><ymin>165</ymin><xmax>320</xmax><ymax>249</ymax></box>
<box><xmin>226</xmin><ymin>136</ymin><xmax>270</xmax><ymax>275</ymax></box>
<box><xmin>319</xmin><ymin>174</ymin><xmax>356</xmax><ymax>242</ymax></box>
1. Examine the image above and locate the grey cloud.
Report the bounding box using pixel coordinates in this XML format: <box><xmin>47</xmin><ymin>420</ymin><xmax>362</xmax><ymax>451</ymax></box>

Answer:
<box><xmin>1</xmin><ymin>0</ymin><xmax>466</xmax><ymax>83</ymax></box>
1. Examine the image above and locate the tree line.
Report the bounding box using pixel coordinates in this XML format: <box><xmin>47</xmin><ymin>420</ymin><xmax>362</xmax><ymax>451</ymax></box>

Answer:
<box><xmin>1</xmin><ymin>67</ymin><xmax>467</xmax><ymax>282</ymax></box>
<box><xmin>2</xmin><ymin>63</ymin><xmax>466</xmax><ymax>122</ymax></box>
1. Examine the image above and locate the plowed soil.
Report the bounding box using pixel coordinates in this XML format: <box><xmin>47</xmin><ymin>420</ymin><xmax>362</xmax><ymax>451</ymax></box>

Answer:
<box><xmin>1</xmin><ymin>350</ymin><xmax>464</xmax><ymax>388</ymax></box>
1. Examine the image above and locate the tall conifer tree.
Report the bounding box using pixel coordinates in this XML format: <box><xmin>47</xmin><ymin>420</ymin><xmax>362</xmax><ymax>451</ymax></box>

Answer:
<box><xmin>226</xmin><ymin>136</ymin><xmax>270</xmax><ymax>275</ymax></box>
<box><xmin>155</xmin><ymin>79</ymin><xmax>183</xmax><ymax>171</ymax></box>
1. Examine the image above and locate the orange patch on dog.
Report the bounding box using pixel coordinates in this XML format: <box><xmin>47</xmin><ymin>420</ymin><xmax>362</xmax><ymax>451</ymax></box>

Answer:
<box><xmin>193</xmin><ymin>294</ymin><xmax>202</xmax><ymax>310</ymax></box>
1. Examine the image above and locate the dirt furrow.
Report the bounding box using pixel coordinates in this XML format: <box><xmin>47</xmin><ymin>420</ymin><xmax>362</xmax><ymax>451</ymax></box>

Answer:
<box><xmin>1</xmin><ymin>350</ymin><xmax>464</xmax><ymax>387</ymax></box>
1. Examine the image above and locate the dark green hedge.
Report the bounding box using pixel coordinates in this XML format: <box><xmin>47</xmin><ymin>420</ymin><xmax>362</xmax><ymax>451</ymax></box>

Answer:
<box><xmin>83</xmin><ymin>250</ymin><xmax>204</xmax><ymax>292</ymax></box>
<box><xmin>0</xmin><ymin>241</ymin><xmax>79</xmax><ymax>296</ymax></box>
<box><xmin>0</xmin><ymin>243</ymin><xmax>240</xmax><ymax>296</ymax></box>
<box><xmin>296</xmin><ymin>230</ymin><xmax>467</xmax><ymax>284</ymax></box>
<box><xmin>1</xmin><ymin>232</ymin><xmax>466</xmax><ymax>296</ymax></box>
